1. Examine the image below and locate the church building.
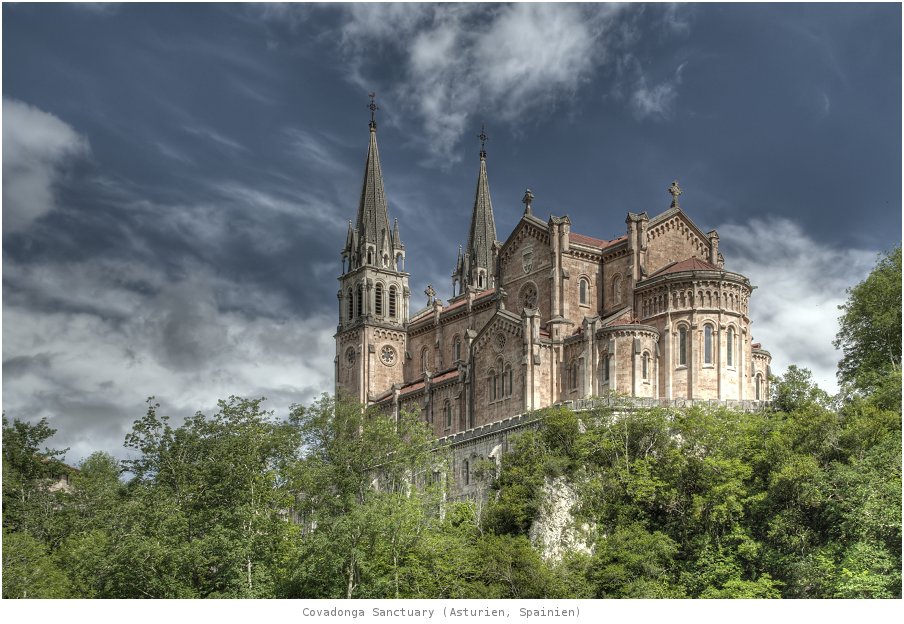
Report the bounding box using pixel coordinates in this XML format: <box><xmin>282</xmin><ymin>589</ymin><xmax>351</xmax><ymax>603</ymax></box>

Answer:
<box><xmin>335</xmin><ymin>100</ymin><xmax>771</xmax><ymax>438</ymax></box>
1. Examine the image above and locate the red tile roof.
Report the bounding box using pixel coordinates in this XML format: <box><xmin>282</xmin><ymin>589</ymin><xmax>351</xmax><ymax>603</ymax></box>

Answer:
<box><xmin>570</xmin><ymin>233</ymin><xmax>627</xmax><ymax>249</ymax></box>
<box><xmin>650</xmin><ymin>257</ymin><xmax>720</xmax><ymax>277</ymax></box>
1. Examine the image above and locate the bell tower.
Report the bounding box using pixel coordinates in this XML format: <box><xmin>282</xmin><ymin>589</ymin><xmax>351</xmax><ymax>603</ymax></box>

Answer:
<box><xmin>335</xmin><ymin>94</ymin><xmax>409</xmax><ymax>404</ymax></box>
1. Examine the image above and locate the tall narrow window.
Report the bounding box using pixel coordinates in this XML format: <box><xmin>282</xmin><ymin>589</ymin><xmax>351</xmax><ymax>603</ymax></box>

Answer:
<box><xmin>603</xmin><ymin>356</ymin><xmax>610</xmax><ymax>382</ymax></box>
<box><xmin>388</xmin><ymin>285</ymin><xmax>397</xmax><ymax>319</ymax></box>
<box><xmin>579</xmin><ymin>278</ymin><xmax>588</xmax><ymax>305</ymax></box>
<box><xmin>704</xmin><ymin>325</ymin><xmax>713</xmax><ymax>365</ymax></box>
<box><xmin>453</xmin><ymin>336</ymin><xmax>462</xmax><ymax>362</ymax></box>
<box><xmin>755</xmin><ymin>375</ymin><xmax>762</xmax><ymax>400</ymax></box>
<box><xmin>463</xmin><ymin>460</ymin><xmax>470</xmax><ymax>485</ymax></box>
<box><xmin>727</xmin><ymin>327</ymin><xmax>734</xmax><ymax>366</ymax></box>
<box><xmin>375</xmin><ymin>283</ymin><xmax>384</xmax><ymax>316</ymax></box>
<box><xmin>642</xmin><ymin>352</ymin><xmax>649</xmax><ymax>379</ymax></box>
<box><xmin>613</xmin><ymin>275</ymin><xmax>623</xmax><ymax>304</ymax></box>
<box><xmin>421</xmin><ymin>348</ymin><xmax>430</xmax><ymax>373</ymax></box>
<box><xmin>356</xmin><ymin>284</ymin><xmax>363</xmax><ymax>317</ymax></box>
<box><xmin>506</xmin><ymin>365</ymin><xmax>513</xmax><ymax>397</ymax></box>
<box><xmin>444</xmin><ymin>400</ymin><xmax>452</xmax><ymax>428</ymax></box>
<box><xmin>347</xmin><ymin>288</ymin><xmax>353</xmax><ymax>320</ymax></box>
<box><xmin>678</xmin><ymin>327</ymin><xmax>687</xmax><ymax>366</ymax></box>
<box><xmin>489</xmin><ymin>371</ymin><xmax>497</xmax><ymax>401</ymax></box>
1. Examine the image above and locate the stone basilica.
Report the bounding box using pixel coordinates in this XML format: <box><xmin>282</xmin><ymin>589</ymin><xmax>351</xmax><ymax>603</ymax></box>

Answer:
<box><xmin>335</xmin><ymin>105</ymin><xmax>771</xmax><ymax>440</ymax></box>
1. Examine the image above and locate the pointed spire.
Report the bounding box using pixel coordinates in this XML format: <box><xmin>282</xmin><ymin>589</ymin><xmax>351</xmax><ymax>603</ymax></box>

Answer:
<box><xmin>392</xmin><ymin>218</ymin><xmax>402</xmax><ymax>248</ymax></box>
<box><xmin>454</xmin><ymin>125</ymin><xmax>498</xmax><ymax>291</ymax></box>
<box><xmin>344</xmin><ymin>220</ymin><xmax>355</xmax><ymax>253</ymax></box>
<box><xmin>354</xmin><ymin>93</ymin><xmax>394</xmax><ymax>263</ymax></box>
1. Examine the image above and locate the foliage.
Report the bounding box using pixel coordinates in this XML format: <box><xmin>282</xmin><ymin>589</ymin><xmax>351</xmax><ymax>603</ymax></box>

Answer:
<box><xmin>834</xmin><ymin>246</ymin><xmax>901</xmax><ymax>397</ymax></box>
<box><xmin>2</xmin><ymin>334</ymin><xmax>899</xmax><ymax>599</ymax></box>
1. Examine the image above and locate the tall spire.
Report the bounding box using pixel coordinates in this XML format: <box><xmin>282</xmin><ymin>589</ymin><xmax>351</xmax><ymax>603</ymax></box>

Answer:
<box><xmin>354</xmin><ymin>93</ymin><xmax>395</xmax><ymax>263</ymax></box>
<box><xmin>453</xmin><ymin>125</ymin><xmax>497</xmax><ymax>292</ymax></box>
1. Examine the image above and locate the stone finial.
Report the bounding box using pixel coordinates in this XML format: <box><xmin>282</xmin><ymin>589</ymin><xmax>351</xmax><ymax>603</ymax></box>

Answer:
<box><xmin>425</xmin><ymin>284</ymin><xmax>436</xmax><ymax>306</ymax></box>
<box><xmin>368</xmin><ymin>92</ymin><xmax>378</xmax><ymax>130</ymax></box>
<box><xmin>668</xmin><ymin>180</ymin><xmax>682</xmax><ymax>208</ymax></box>
<box><xmin>478</xmin><ymin>124</ymin><xmax>488</xmax><ymax>160</ymax></box>
<box><xmin>522</xmin><ymin>188</ymin><xmax>534</xmax><ymax>215</ymax></box>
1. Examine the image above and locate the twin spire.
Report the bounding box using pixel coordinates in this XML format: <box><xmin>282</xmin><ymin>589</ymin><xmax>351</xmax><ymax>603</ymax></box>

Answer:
<box><xmin>343</xmin><ymin>94</ymin><xmax>497</xmax><ymax>292</ymax></box>
<box><xmin>344</xmin><ymin>93</ymin><xmax>403</xmax><ymax>270</ymax></box>
<box><xmin>453</xmin><ymin>124</ymin><xmax>498</xmax><ymax>295</ymax></box>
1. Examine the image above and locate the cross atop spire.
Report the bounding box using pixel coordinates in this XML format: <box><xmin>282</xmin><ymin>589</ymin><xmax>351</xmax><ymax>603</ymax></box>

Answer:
<box><xmin>368</xmin><ymin>92</ymin><xmax>378</xmax><ymax>131</ymax></box>
<box><xmin>668</xmin><ymin>180</ymin><xmax>682</xmax><ymax>208</ymax></box>
<box><xmin>478</xmin><ymin>124</ymin><xmax>488</xmax><ymax>160</ymax></box>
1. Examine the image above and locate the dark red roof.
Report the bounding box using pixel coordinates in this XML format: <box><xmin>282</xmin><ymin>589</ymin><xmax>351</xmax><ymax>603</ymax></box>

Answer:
<box><xmin>650</xmin><ymin>257</ymin><xmax>720</xmax><ymax>277</ymax></box>
<box><xmin>570</xmin><ymin>233</ymin><xmax>627</xmax><ymax>249</ymax></box>
<box><xmin>441</xmin><ymin>287</ymin><xmax>496</xmax><ymax>315</ymax></box>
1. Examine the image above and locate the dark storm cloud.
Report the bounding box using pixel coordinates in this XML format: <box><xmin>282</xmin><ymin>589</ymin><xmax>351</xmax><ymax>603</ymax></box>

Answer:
<box><xmin>2</xmin><ymin>3</ymin><xmax>899</xmax><ymax>462</ymax></box>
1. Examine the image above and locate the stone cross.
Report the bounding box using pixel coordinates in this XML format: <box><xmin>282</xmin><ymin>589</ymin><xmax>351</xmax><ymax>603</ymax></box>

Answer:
<box><xmin>668</xmin><ymin>180</ymin><xmax>682</xmax><ymax>208</ymax></box>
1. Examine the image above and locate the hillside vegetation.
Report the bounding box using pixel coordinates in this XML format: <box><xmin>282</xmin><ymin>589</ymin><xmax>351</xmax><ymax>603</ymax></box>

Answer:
<box><xmin>3</xmin><ymin>248</ymin><xmax>900</xmax><ymax>599</ymax></box>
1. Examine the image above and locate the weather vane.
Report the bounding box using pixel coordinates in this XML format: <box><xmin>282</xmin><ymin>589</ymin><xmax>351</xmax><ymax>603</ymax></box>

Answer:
<box><xmin>368</xmin><ymin>92</ymin><xmax>378</xmax><ymax>129</ymax></box>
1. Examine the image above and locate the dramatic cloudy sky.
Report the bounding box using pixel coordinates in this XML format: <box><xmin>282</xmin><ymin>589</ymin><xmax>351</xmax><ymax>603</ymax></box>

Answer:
<box><xmin>2</xmin><ymin>3</ymin><xmax>900</xmax><ymax>464</ymax></box>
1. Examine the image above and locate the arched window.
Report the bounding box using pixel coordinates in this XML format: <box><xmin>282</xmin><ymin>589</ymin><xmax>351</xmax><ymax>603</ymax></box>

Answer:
<box><xmin>678</xmin><ymin>326</ymin><xmax>687</xmax><ymax>366</ymax></box>
<box><xmin>505</xmin><ymin>365</ymin><xmax>513</xmax><ymax>397</ymax></box>
<box><xmin>603</xmin><ymin>355</ymin><xmax>610</xmax><ymax>382</ymax></box>
<box><xmin>367</xmin><ymin>249</ymin><xmax>373</xmax><ymax>265</ymax></box>
<box><xmin>727</xmin><ymin>327</ymin><xmax>735</xmax><ymax>366</ymax></box>
<box><xmin>347</xmin><ymin>288</ymin><xmax>353</xmax><ymax>320</ymax></box>
<box><xmin>488</xmin><ymin>370</ymin><xmax>497</xmax><ymax>401</ymax></box>
<box><xmin>704</xmin><ymin>325</ymin><xmax>713</xmax><ymax>365</ymax></box>
<box><xmin>453</xmin><ymin>336</ymin><xmax>462</xmax><ymax>362</ymax></box>
<box><xmin>579</xmin><ymin>278</ymin><xmax>589</xmax><ymax>305</ymax></box>
<box><xmin>356</xmin><ymin>284</ymin><xmax>363</xmax><ymax>317</ymax></box>
<box><xmin>421</xmin><ymin>347</ymin><xmax>430</xmax><ymax>374</ymax></box>
<box><xmin>388</xmin><ymin>285</ymin><xmax>397</xmax><ymax>319</ymax></box>
<box><xmin>571</xmin><ymin>361</ymin><xmax>579</xmax><ymax>390</ymax></box>
<box><xmin>462</xmin><ymin>459</ymin><xmax>470</xmax><ymax>486</ymax></box>
<box><xmin>375</xmin><ymin>283</ymin><xmax>384</xmax><ymax>316</ymax></box>
<box><xmin>755</xmin><ymin>375</ymin><xmax>762</xmax><ymax>400</ymax></box>
<box><xmin>443</xmin><ymin>400</ymin><xmax>452</xmax><ymax>428</ymax></box>
<box><xmin>642</xmin><ymin>352</ymin><xmax>650</xmax><ymax>380</ymax></box>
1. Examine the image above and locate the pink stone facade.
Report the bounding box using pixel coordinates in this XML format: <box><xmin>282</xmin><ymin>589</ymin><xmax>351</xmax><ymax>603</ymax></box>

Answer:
<box><xmin>335</xmin><ymin>122</ymin><xmax>771</xmax><ymax>438</ymax></box>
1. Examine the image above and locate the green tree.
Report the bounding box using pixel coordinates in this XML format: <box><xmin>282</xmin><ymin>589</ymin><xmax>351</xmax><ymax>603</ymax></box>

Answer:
<box><xmin>2</xmin><ymin>529</ymin><xmax>72</xmax><ymax>598</ymax></box>
<box><xmin>112</xmin><ymin>396</ymin><xmax>302</xmax><ymax>598</ymax></box>
<box><xmin>834</xmin><ymin>246</ymin><xmax>901</xmax><ymax>397</ymax></box>
<box><xmin>2</xmin><ymin>415</ymin><xmax>70</xmax><ymax>542</ymax></box>
<box><xmin>284</xmin><ymin>394</ymin><xmax>440</xmax><ymax>598</ymax></box>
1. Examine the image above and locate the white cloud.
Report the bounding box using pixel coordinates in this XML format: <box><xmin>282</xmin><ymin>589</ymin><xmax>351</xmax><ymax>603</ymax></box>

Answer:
<box><xmin>619</xmin><ymin>56</ymin><xmax>686</xmax><ymax>121</ymax></box>
<box><xmin>717</xmin><ymin>216</ymin><xmax>877</xmax><ymax>394</ymax></box>
<box><xmin>2</xmin><ymin>98</ymin><xmax>90</xmax><ymax>233</ymax></box>
<box><xmin>337</xmin><ymin>4</ymin><xmax>632</xmax><ymax>162</ymax></box>
<box><xmin>2</xmin><ymin>256</ymin><xmax>336</xmax><ymax>464</ymax></box>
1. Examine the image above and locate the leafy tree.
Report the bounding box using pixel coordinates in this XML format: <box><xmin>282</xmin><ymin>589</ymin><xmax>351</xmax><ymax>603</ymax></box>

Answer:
<box><xmin>285</xmin><ymin>394</ymin><xmax>440</xmax><ymax>598</ymax></box>
<box><xmin>2</xmin><ymin>529</ymin><xmax>72</xmax><ymax>598</ymax></box>
<box><xmin>834</xmin><ymin>246</ymin><xmax>901</xmax><ymax>396</ymax></box>
<box><xmin>113</xmin><ymin>396</ymin><xmax>302</xmax><ymax>597</ymax></box>
<box><xmin>2</xmin><ymin>415</ymin><xmax>70</xmax><ymax>542</ymax></box>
